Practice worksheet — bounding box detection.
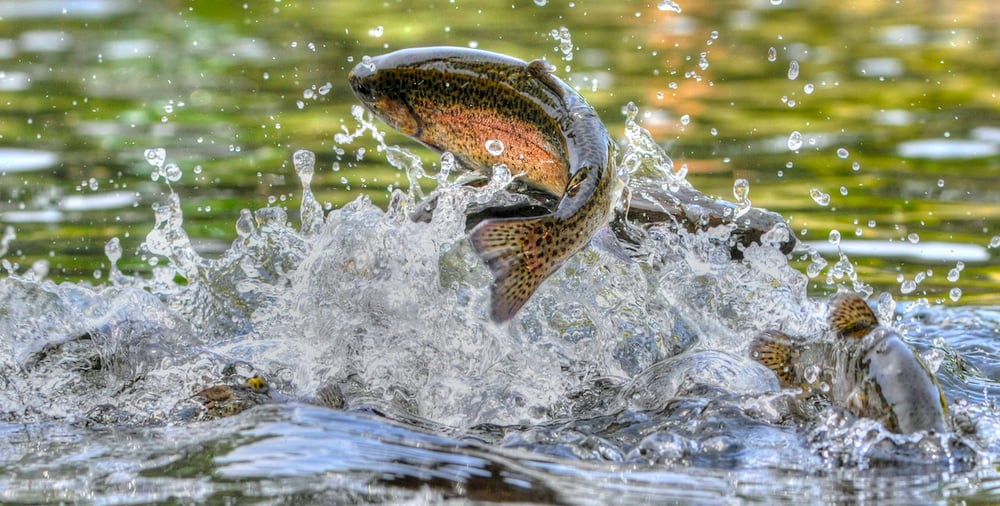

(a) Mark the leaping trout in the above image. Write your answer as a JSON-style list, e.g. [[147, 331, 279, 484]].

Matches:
[[349, 47, 622, 322]]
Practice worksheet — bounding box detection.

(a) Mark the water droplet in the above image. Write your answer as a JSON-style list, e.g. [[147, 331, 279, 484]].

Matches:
[[836, 148, 849, 159], [88, 177, 99, 191], [733, 178, 750, 203], [787, 60, 799, 80], [851, 161, 861, 172], [770, 0, 783, 4], [804, 83, 814, 94], [828, 230, 841, 245], [485, 139, 505, 156], [534, 0, 548, 5], [657, 0, 682, 13], [947, 267, 961, 283], [907, 233, 920, 244], [368, 26, 384, 38], [359, 55, 376, 73], [839, 186, 848, 196], [163, 163, 182, 182], [679, 114, 690, 126], [949, 287, 962, 302], [550, 26, 574, 61], [937, 179, 945, 188], [767, 47, 777, 62], [236, 208, 255, 238], [293, 149, 316, 185], [809, 188, 830, 206], [104, 237, 122, 264], [991, 236, 1000, 248], [144, 147, 166, 168], [787, 131, 803, 150], [900, 279, 917, 294], [710, 127, 718, 136]]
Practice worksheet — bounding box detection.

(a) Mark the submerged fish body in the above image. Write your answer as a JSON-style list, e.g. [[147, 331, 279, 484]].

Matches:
[[349, 47, 620, 321], [751, 293, 948, 434]]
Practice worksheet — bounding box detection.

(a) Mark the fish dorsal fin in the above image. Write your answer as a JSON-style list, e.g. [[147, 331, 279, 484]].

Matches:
[[828, 292, 879, 339], [750, 330, 801, 386]]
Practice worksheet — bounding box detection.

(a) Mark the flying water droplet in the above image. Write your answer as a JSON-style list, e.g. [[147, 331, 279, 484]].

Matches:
[[787, 60, 799, 80], [104, 237, 121, 264], [163, 163, 182, 182], [809, 188, 830, 206], [836, 148, 849, 159], [485, 139, 505, 156], [359, 55, 376, 74], [144, 147, 166, 169], [828, 230, 841, 245], [733, 178, 751, 217], [293, 149, 316, 185], [767, 47, 777, 62], [657, 0, 682, 13], [788, 131, 803, 150]]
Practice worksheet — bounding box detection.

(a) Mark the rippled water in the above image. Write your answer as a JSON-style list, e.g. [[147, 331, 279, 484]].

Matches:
[[1, 0, 999, 504], [3, 127, 1000, 503]]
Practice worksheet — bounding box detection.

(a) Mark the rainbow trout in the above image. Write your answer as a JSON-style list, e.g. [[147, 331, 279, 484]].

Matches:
[[349, 47, 621, 322], [751, 292, 948, 434]]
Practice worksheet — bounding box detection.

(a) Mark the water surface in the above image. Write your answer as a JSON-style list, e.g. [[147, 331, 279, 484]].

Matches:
[[1, 0, 999, 503]]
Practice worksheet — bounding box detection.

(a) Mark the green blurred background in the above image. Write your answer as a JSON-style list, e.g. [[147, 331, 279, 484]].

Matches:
[[0, 0, 997, 302]]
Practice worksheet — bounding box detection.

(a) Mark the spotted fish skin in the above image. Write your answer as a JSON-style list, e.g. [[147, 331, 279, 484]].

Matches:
[[750, 293, 948, 434], [349, 47, 620, 321]]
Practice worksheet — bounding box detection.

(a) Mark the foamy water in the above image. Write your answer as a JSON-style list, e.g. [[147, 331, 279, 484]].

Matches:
[[1, 114, 999, 503]]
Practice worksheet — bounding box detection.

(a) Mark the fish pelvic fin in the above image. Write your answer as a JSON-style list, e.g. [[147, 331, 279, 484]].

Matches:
[[828, 292, 879, 339], [469, 214, 573, 322], [750, 330, 801, 387]]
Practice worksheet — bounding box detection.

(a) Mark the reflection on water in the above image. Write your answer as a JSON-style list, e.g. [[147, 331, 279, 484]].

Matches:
[[0, 0, 998, 503]]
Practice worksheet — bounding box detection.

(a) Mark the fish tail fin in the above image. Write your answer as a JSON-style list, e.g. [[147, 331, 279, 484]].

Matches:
[[469, 214, 571, 322], [750, 330, 801, 386], [828, 292, 879, 339]]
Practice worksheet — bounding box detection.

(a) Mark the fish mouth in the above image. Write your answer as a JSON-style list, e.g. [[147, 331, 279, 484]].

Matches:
[[348, 66, 376, 105]]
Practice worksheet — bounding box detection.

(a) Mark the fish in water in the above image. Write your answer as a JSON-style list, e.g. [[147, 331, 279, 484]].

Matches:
[[348, 47, 797, 321], [750, 292, 948, 434], [349, 47, 622, 322]]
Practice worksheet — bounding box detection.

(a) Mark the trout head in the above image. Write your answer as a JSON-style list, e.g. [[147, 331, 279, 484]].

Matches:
[[348, 60, 421, 137]]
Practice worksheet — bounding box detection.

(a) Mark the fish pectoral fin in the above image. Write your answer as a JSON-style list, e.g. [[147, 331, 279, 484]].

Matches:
[[750, 330, 801, 387], [828, 292, 879, 339], [469, 214, 565, 322]]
